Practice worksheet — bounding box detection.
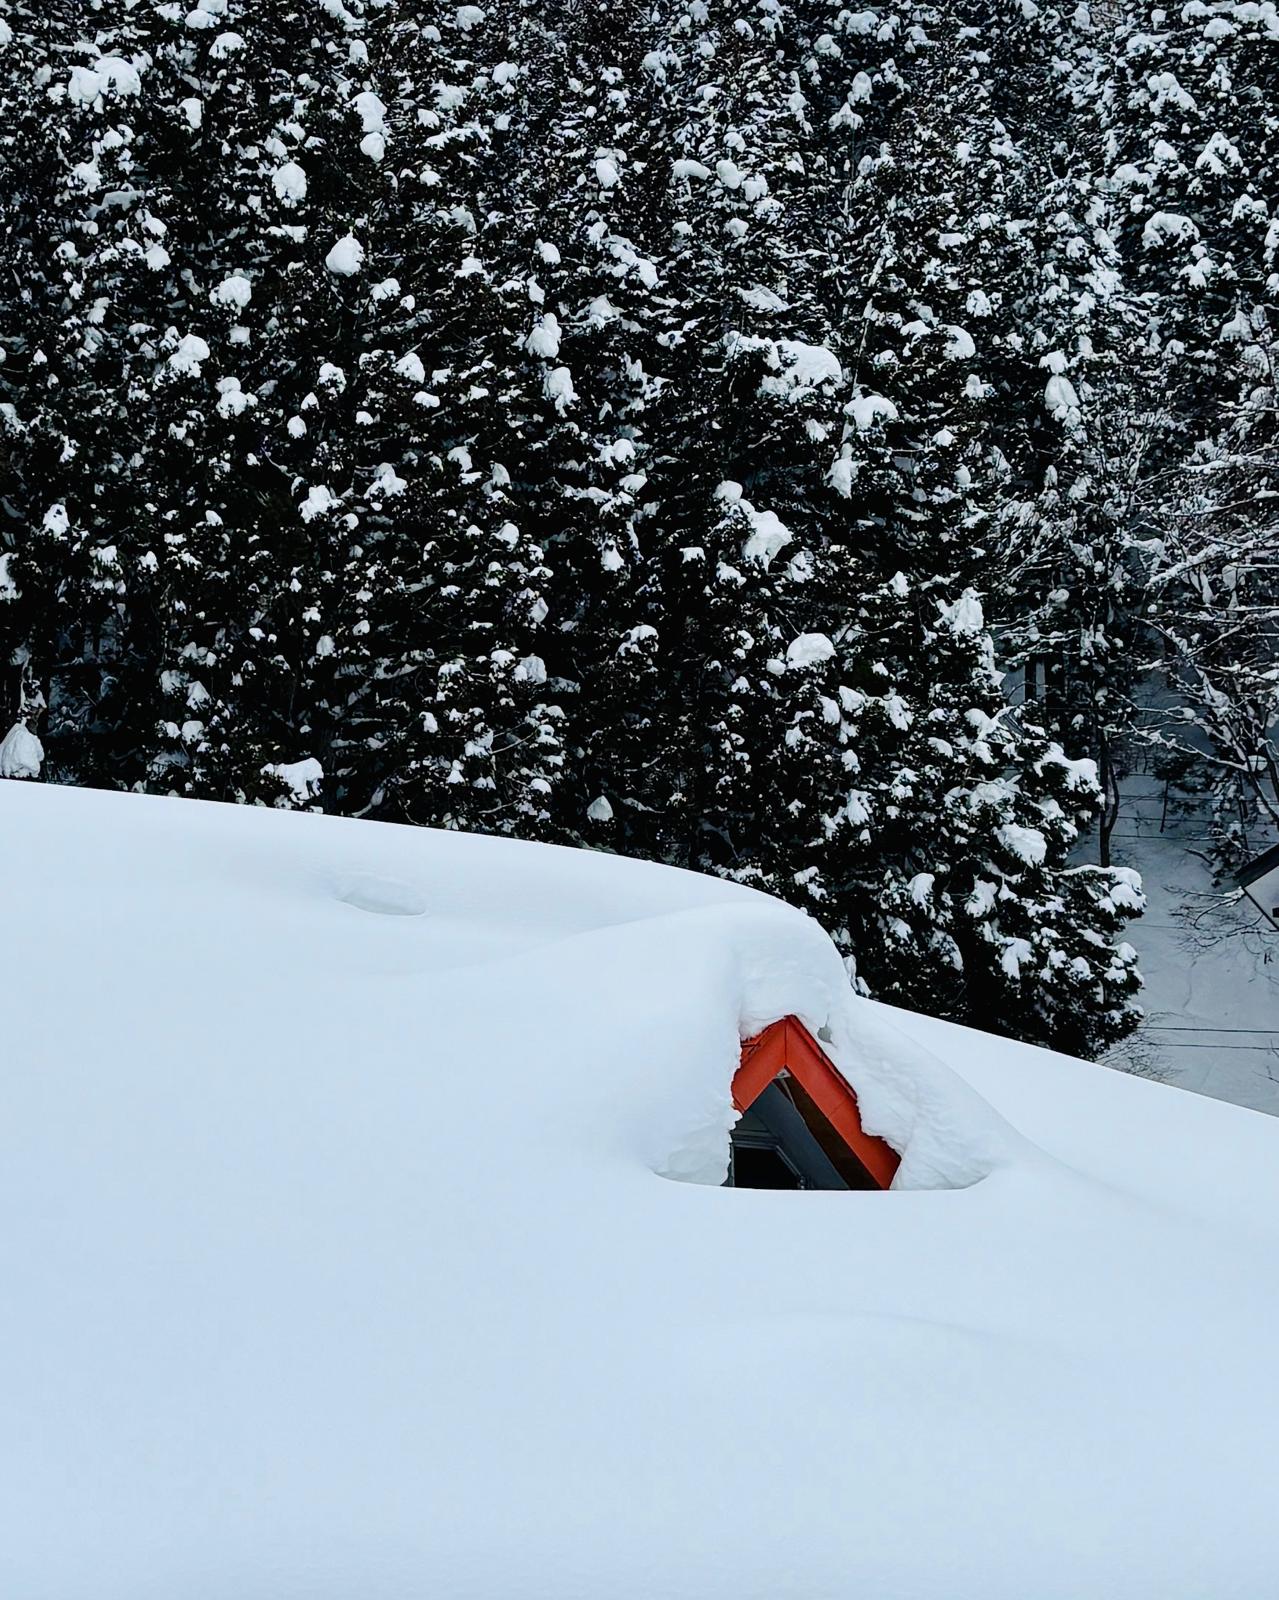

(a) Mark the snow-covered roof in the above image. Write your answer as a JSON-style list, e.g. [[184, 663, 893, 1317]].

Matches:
[[3, 783, 1278, 1597]]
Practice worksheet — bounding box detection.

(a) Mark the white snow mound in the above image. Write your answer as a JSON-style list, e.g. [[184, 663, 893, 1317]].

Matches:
[[2, 784, 1278, 1598]]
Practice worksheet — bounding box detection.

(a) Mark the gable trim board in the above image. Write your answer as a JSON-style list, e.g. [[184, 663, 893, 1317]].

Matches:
[[734, 1016, 901, 1190]]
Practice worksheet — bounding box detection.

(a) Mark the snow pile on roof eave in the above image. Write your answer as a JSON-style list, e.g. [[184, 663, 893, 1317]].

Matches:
[[652, 896, 1029, 1191], [825, 993, 1031, 1188]]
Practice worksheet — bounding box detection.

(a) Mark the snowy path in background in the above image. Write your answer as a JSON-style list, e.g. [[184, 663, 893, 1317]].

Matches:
[[1105, 774, 1279, 1114]]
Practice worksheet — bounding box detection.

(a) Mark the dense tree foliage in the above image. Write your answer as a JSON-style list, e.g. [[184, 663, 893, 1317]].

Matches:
[[31, 0, 1279, 1057]]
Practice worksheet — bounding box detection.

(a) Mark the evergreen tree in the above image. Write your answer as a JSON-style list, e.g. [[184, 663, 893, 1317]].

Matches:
[[764, 573, 1142, 1053], [0, 0, 1151, 1057], [572, 0, 1144, 1052], [1102, 0, 1279, 858], [982, 0, 1153, 866], [0, 2, 170, 785]]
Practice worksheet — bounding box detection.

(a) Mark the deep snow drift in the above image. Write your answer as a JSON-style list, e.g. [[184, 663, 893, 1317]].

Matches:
[[2, 783, 1278, 1599]]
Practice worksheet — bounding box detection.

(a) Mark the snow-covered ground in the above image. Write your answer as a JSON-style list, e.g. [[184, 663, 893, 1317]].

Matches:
[[1105, 773, 1279, 1114], [3, 782, 1279, 1598]]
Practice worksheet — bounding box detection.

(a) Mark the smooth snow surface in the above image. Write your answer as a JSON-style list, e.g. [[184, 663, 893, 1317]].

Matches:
[[3, 784, 1278, 1599]]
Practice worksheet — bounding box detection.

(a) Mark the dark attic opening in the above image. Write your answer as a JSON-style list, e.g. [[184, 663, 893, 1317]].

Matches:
[[728, 1077, 875, 1190], [725, 1017, 900, 1192]]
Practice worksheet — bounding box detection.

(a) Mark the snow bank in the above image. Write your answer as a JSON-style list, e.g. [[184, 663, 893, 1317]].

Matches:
[[1, 784, 1278, 1598]]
